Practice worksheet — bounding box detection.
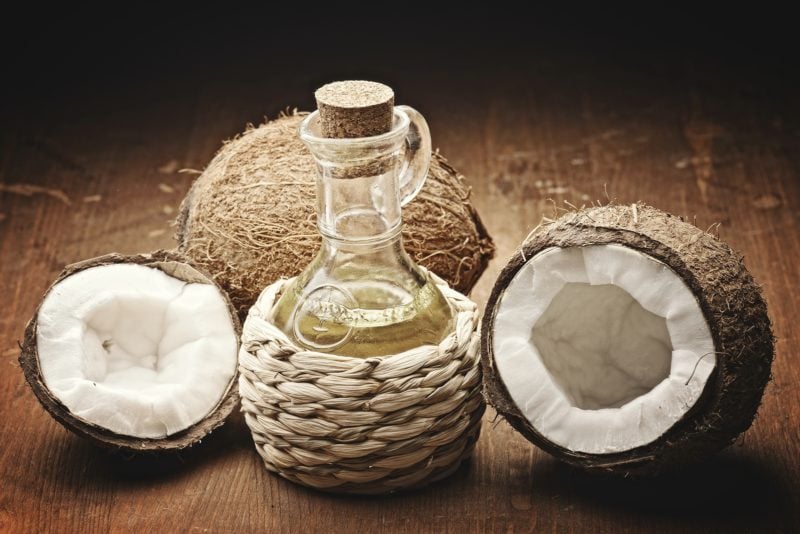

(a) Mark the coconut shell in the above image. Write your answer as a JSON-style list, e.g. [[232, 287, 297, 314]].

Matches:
[[175, 112, 495, 319], [481, 203, 774, 476], [19, 250, 241, 453]]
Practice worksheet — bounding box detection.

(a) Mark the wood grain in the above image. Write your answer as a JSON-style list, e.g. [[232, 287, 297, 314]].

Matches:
[[1, 18, 798, 533]]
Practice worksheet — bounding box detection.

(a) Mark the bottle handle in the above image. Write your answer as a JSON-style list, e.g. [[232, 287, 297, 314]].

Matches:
[[396, 105, 432, 206]]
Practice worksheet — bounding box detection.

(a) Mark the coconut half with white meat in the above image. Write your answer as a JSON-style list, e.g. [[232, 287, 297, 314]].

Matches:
[[482, 204, 774, 475], [19, 251, 240, 452]]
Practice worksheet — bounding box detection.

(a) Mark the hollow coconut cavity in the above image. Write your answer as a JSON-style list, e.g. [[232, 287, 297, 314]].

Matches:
[[482, 204, 774, 475], [19, 251, 241, 451], [175, 111, 495, 319]]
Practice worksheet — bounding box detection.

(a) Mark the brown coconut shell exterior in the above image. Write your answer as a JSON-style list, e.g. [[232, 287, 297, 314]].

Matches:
[[19, 250, 241, 453], [481, 203, 774, 476], [175, 112, 495, 320]]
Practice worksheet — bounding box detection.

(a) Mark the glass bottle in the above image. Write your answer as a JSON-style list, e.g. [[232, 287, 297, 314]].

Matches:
[[270, 105, 454, 357]]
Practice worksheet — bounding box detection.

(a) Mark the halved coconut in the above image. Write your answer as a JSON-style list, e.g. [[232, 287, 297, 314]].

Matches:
[[482, 204, 774, 475], [19, 251, 240, 452]]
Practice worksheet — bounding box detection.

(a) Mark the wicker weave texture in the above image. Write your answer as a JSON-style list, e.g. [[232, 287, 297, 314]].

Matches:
[[238, 273, 484, 494]]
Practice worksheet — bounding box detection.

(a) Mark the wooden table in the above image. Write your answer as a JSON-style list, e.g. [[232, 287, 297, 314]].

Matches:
[[2, 12, 798, 533]]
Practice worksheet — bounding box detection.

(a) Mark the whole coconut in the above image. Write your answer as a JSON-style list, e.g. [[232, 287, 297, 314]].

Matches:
[[176, 112, 495, 319]]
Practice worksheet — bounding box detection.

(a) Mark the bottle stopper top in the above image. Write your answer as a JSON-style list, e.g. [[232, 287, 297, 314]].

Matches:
[[315, 80, 395, 138]]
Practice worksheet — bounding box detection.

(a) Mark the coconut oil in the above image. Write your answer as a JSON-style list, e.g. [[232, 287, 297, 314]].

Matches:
[[271, 255, 453, 357]]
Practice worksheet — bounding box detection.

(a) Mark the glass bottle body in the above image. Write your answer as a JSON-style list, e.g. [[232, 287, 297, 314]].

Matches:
[[270, 107, 453, 357]]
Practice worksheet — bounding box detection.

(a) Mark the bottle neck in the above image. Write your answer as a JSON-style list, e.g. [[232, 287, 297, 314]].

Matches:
[[318, 223, 404, 256], [315, 167, 403, 242], [311, 224, 424, 294], [308, 172, 423, 292]]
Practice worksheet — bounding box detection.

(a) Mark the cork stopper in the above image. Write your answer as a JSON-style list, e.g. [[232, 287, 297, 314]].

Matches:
[[315, 81, 395, 138]]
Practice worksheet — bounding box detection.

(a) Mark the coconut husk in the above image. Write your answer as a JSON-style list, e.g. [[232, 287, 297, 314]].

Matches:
[[175, 112, 495, 319], [19, 250, 241, 453], [481, 203, 774, 476]]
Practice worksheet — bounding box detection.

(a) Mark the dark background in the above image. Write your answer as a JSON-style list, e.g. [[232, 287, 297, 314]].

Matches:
[[2, 6, 798, 123], [2, 6, 798, 533]]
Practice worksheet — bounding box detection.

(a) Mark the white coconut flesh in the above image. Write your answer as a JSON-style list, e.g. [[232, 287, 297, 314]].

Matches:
[[492, 244, 716, 454], [35, 264, 238, 439]]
